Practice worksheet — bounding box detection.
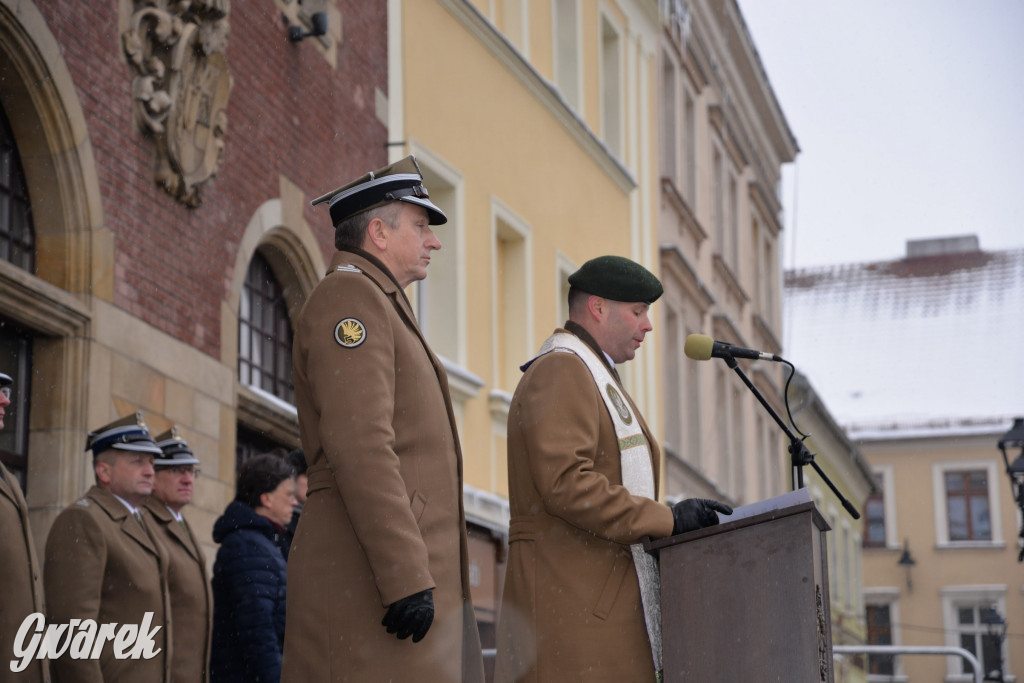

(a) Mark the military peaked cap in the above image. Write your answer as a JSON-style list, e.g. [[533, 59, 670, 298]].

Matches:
[[86, 411, 162, 457], [311, 155, 447, 226], [153, 426, 201, 467]]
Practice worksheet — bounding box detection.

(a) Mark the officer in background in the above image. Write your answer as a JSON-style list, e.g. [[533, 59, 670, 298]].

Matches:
[[45, 412, 171, 682], [282, 156, 484, 682], [144, 426, 212, 682], [0, 372, 49, 682]]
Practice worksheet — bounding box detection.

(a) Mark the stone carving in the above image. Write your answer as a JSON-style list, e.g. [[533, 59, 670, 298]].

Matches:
[[123, 1, 233, 207]]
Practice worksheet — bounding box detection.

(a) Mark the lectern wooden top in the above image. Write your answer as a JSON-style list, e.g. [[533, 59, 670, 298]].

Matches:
[[644, 488, 830, 553]]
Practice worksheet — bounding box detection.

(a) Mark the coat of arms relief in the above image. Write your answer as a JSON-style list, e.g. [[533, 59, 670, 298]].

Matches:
[[123, 0, 233, 208]]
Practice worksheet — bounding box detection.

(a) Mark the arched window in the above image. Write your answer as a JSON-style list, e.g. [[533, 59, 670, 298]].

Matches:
[[0, 104, 35, 272], [238, 251, 295, 404]]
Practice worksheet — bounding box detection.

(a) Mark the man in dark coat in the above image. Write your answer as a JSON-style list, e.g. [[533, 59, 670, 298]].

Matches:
[[211, 453, 296, 683], [0, 372, 49, 682], [282, 156, 484, 682]]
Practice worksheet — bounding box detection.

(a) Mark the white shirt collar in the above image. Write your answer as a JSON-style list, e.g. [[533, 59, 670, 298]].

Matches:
[[165, 504, 184, 523], [112, 493, 139, 516]]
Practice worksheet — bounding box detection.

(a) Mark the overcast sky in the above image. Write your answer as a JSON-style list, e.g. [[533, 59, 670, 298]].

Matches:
[[736, 0, 1024, 270]]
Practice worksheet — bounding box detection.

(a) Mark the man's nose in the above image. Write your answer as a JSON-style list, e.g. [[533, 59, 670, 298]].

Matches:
[[425, 227, 442, 250]]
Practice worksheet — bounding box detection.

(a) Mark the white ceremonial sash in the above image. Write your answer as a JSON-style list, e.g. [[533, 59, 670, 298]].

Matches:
[[535, 332, 663, 675]]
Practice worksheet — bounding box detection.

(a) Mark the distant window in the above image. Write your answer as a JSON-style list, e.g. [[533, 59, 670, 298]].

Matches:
[[238, 252, 294, 404], [957, 604, 1003, 677], [553, 0, 581, 110], [945, 470, 991, 541], [599, 15, 623, 158], [863, 472, 886, 547], [235, 424, 289, 474], [866, 604, 895, 676], [0, 105, 35, 272]]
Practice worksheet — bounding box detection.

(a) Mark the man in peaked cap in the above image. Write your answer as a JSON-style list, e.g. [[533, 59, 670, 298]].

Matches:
[[0, 372, 50, 682], [495, 256, 732, 682], [282, 156, 485, 682], [44, 412, 172, 682], [143, 427, 212, 682]]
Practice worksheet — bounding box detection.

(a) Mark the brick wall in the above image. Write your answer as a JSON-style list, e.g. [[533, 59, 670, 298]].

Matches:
[[37, 0, 388, 358]]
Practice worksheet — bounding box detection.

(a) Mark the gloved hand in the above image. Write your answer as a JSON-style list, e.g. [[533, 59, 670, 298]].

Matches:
[[381, 588, 434, 643], [671, 498, 733, 535]]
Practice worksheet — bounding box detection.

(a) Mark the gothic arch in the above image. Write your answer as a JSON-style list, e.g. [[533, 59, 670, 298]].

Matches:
[[0, 0, 101, 532]]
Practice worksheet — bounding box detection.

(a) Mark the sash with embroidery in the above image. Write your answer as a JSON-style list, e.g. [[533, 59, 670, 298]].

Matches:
[[533, 332, 663, 675]]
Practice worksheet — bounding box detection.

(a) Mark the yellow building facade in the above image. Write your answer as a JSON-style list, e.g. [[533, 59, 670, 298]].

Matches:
[[389, 0, 663, 646]]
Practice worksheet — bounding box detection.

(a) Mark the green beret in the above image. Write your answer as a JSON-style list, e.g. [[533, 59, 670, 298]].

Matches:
[[568, 255, 663, 304]]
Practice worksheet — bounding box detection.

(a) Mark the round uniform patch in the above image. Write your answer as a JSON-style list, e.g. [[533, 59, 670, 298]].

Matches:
[[334, 318, 367, 348], [605, 383, 633, 425]]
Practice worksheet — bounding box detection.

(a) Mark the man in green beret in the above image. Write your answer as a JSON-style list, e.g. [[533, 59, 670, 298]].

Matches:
[[494, 255, 732, 683]]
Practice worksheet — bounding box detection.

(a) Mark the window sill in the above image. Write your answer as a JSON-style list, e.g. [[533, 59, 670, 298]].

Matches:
[[936, 540, 1005, 551]]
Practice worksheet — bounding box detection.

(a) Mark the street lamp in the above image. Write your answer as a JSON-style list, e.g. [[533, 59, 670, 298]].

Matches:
[[897, 538, 915, 592], [980, 608, 1006, 682], [997, 417, 1024, 562]]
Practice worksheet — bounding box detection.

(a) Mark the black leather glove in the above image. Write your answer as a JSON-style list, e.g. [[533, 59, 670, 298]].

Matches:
[[672, 498, 733, 535], [381, 588, 434, 643]]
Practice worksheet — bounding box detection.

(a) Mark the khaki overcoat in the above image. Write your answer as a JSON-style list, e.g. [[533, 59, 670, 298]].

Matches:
[[282, 249, 484, 682], [44, 485, 171, 683], [495, 324, 675, 683], [0, 463, 49, 682], [143, 497, 212, 682]]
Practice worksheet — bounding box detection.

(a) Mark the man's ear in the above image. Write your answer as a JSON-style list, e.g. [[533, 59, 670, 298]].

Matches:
[[95, 460, 113, 486], [258, 490, 272, 511], [365, 217, 390, 252], [586, 294, 606, 322]]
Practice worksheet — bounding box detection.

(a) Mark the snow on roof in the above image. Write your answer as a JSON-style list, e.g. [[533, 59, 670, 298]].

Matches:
[[783, 245, 1024, 439]]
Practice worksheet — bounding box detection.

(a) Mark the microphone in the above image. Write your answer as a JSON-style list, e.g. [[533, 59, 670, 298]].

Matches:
[[684, 334, 783, 362]]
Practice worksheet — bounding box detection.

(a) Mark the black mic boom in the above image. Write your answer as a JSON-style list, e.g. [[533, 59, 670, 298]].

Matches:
[[683, 334, 783, 362]]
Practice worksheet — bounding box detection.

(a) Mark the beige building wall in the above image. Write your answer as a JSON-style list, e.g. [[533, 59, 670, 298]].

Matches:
[[861, 428, 1021, 681], [391, 0, 662, 653], [391, 0, 661, 500], [655, 0, 797, 506]]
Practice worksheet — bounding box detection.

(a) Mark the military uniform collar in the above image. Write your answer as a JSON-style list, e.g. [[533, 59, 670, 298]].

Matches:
[[87, 485, 137, 521], [564, 321, 617, 375]]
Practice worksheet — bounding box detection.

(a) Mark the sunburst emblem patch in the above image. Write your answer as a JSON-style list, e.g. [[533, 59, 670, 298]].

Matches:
[[605, 383, 633, 425], [334, 318, 366, 348]]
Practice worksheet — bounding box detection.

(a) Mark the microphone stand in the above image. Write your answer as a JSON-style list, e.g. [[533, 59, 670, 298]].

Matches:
[[719, 352, 860, 520]]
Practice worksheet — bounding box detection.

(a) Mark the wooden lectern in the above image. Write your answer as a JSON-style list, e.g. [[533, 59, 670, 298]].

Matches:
[[646, 489, 834, 682]]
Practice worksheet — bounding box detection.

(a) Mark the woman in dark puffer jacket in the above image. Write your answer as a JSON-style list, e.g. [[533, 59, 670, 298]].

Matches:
[[211, 453, 297, 683]]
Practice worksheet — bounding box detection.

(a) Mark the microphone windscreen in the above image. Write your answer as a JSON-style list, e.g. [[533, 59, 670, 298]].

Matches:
[[684, 334, 714, 361]]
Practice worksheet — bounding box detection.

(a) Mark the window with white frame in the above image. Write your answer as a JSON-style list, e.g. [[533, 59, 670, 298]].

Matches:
[[502, 0, 529, 57], [413, 155, 463, 366], [864, 595, 898, 678], [553, 0, 582, 112], [660, 54, 677, 183], [492, 201, 531, 392], [941, 587, 1007, 681], [933, 461, 1002, 546], [683, 90, 696, 204], [864, 471, 887, 548], [599, 14, 623, 159]]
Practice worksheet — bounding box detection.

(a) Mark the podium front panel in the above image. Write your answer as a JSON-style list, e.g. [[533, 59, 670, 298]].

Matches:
[[658, 503, 833, 682]]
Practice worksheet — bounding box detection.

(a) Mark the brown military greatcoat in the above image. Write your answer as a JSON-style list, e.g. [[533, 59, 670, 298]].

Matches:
[[143, 497, 212, 682], [495, 325, 675, 683], [0, 463, 49, 682], [44, 485, 171, 683], [282, 249, 484, 682]]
